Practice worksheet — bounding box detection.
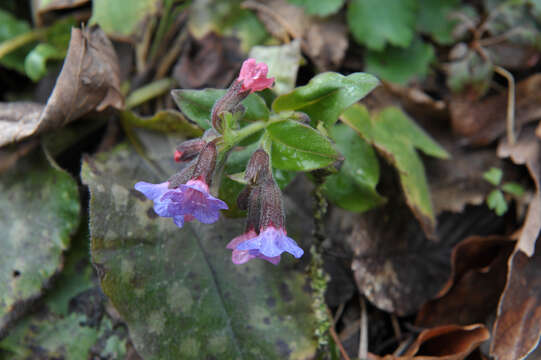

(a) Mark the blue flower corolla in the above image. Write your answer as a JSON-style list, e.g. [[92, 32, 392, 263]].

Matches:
[[134, 178, 228, 228], [226, 230, 281, 265], [235, 226, 304, 259]]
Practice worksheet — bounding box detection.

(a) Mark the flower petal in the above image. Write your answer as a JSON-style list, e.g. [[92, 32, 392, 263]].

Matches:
[[134, 181, 169, 200]]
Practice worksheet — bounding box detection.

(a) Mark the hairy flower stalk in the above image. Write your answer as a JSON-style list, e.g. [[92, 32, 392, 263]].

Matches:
[[134, 142, 228, 228], [227, 149, 303, 265]]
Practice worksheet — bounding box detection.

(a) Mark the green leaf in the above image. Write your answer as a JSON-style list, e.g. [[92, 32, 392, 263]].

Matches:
[[0, 9, 33, 73], [24, 43, 64, 81], [502, 182, 525, 197], [487, 189, 508, 216], [0, 148, 80, 331], [323, 124, 385, 212], [188, 0, 269, 52], [90, 0, 160, 39], [272, 72, 379, 128], [266, 119, 340, 171], [347, 0, 417, 50], [287, 0, 344, 16], [0, 224, 128, 359], [249, 40, 302, 95], [417, 0, 461, 44], [365, 38, 435, 84], [483, 167, 503, 186], [341, 105, 449, 231], [80, 133, 317, 359], [171, 89, 270, 129], [120, 109, 204, 137]]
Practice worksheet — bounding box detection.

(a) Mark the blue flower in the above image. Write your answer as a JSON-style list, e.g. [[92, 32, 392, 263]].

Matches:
[[226, 229, 281, 265], [134, 178, 228, 228], [236, 226, 304, 259]]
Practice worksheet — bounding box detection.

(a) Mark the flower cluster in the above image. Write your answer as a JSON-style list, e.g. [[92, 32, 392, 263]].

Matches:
[[134, 58, 303, 266]]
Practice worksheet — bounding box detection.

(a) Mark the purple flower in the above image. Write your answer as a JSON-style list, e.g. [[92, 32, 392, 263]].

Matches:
[[236, 226, 304, 259], [134, 177, 228, 228], [226, 229, 281, 265]]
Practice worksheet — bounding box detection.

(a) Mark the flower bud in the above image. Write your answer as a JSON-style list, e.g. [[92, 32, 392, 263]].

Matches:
[[174, 138, 206, 162]]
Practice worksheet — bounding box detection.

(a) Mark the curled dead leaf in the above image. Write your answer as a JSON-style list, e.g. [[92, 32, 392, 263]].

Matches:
[[416, 236, 514, 327], [369, 324, 490, 360], [490, 239, 541, 360], [0, 26, 123, 148]]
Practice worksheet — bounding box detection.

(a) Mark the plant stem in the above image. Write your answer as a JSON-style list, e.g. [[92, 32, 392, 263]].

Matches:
[[125, 78, 174, 109], [0, 29, 45, 60], [224, 121, 267, 147]]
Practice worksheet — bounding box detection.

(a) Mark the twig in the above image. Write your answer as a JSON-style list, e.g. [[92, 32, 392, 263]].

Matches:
[[334, 303, 345, 325], [493, 65, 516, 145], [153, 29, 188, 80], [327, 307, 351, 360], [359, 297, 368, 360], [392, 334, 414, 357], [390, 314, 402, 341]]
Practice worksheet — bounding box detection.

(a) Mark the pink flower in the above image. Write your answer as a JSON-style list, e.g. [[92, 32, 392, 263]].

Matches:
[[235, 225, 303, 259], [226, 229, 281, 265], [237, 58, 274, 93]]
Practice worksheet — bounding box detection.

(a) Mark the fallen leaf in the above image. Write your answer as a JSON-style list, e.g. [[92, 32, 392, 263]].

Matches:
[[173, 33, 242, 90], [0, 147, 80, 336], [490, 239, 541, 360], [449, 74, 541, 146], [334, 185, 505, 315], [416, 236, 514, 327], [81, 129, 318, 359], [498, 127, 541, 256], [120, 110, 203, 137], [370, 324, 489, 360], [0, 26, 124, 148], [245, 0, 349, 70]]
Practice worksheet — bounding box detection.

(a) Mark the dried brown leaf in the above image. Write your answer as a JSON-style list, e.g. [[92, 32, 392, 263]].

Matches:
[[32, 0, 90, 26], [449, 74, 541, 146], [173, 33, 242, 89], [335, 185, 504, 315], [0, 26, 123, 148], [245, 0, 348, 70], [490, 239, 541, 360], [416, 236, 514, 327], [498, 128, 541, 256], [370, 324, 490, 360]]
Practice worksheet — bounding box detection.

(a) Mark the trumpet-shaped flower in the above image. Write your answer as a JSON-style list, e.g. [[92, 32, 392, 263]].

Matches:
[[134, 178, 228, 228], [226, 229, 281, 265], [236, 226, 304, 259]]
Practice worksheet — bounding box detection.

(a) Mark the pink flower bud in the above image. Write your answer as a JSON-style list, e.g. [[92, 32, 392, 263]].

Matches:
[[237, 58, 274, 93]]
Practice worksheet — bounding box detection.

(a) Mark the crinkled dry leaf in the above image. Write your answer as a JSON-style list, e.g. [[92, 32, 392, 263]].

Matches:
[[449, 74, 541, 146], [245, 0, 348, 70], [335, 189, 504, 315], [0, 26, 123, 148], [416, 236, 514, 327], [173, 33, 242, 90], [490, 240, 541, 360], [370, 324, 489, 360], [498, 128, 541, 256]]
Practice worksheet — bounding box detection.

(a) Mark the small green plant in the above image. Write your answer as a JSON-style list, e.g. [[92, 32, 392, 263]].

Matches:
[[483, 167, 525, 216]]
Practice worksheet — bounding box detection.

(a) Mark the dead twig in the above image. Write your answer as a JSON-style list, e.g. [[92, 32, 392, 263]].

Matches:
[[359, 297, 368, 360], [493, 65, 516, 145], [326, 307, 351, 360]]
